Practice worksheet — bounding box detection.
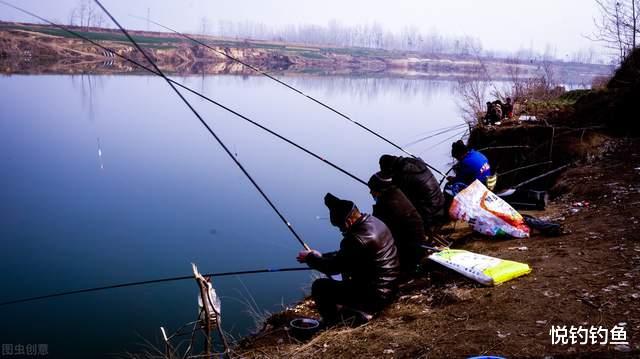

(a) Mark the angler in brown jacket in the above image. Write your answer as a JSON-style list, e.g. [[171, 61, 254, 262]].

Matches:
[[297, 193, 400, 325]]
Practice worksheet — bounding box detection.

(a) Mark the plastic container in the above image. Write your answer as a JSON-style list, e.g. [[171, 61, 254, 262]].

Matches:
[[289, 317, 320, 341]]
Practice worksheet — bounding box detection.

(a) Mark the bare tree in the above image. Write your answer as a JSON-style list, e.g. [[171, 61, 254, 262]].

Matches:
[[68, 0, 105, 29], [457, 79, 489, 125], [590, 0, 640, 62]]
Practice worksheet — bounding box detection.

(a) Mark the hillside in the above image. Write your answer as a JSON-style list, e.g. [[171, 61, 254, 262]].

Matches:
[[0, 21, 612, 81]]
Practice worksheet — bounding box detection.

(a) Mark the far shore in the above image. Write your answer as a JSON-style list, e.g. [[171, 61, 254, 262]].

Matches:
[[1, 21, 612, 83]]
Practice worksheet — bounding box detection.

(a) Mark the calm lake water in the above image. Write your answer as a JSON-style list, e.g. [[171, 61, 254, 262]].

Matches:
[[0, 73, 467, 357]]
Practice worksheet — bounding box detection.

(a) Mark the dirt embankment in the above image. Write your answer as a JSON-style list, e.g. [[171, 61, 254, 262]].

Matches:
[[233, 50, 640, 358], [235, 137, 640, 358], [0, 25, 292, 75], [0, 22, 612, 81]]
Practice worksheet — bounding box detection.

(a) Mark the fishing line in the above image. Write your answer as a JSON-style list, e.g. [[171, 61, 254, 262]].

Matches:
[[132, 15, 445, 176], [403, 123, 468, 148], [0, 1, 366, 186], [0, 267, 311, 307], [419, 128, 469, 155], [407, 122, 467, 141], [93, 0, 311, 250]]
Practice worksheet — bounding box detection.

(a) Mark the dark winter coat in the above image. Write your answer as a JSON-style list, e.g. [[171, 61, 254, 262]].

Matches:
[[306, 214, 400, 301], [389, 157, 446, 230], [372, 186, 426, 272]]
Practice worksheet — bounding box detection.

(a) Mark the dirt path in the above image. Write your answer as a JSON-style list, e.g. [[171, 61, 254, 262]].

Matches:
[[238, 138, 640, 358]]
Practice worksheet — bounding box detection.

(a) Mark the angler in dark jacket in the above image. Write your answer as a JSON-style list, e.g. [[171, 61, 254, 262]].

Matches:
[[368, 172, 427, 273], [379, 155, 446, 232], [297, 193, 400, 325]]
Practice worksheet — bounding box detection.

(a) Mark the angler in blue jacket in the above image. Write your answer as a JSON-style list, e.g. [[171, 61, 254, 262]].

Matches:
[[445, 140, 492, 196]]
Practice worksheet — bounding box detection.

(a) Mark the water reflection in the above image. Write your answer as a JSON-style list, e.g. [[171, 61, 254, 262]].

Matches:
[[71, 74, 105, 122], [285, 75, 457, 102], [0, 73, 507, 358]]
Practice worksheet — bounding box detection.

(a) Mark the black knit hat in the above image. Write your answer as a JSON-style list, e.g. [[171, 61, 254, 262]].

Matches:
[[379, 154, 398, 174], [451, 140, 467, 158], [367, 172, 393, 192], [324, 193, 356, 228]]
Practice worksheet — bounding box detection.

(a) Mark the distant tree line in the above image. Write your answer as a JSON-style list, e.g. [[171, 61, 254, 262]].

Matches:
[[60, 1, 604, 64], [203, 18, 604, 64], [208, 19, 484, 56]]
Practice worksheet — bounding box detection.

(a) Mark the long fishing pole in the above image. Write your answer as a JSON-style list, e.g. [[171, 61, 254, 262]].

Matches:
[[93, 0, 310, 251], [419, 128, 469, 156], [477, 145, 530, 152], [0, 1, 367, 187], [498, 161, 552, 177], [404, 123, 467, 148], [411, 122, 468, 139], [0, 267, 311, 307], [512, 164, 570, 189], [133, 15, 446, 176]]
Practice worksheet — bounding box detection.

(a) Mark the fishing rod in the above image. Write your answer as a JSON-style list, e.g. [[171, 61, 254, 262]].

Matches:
[[511, 164, 570, 189], [411, 122, 468, 139], [0, 1, 367, 187], [132, 15, 446, 176], [419, 128, 469, 156], [93, 0, 311, 251], [432, 129, 471, 186], [0, 267, 311, 307], [498, 161, 552, 177], [438, 166, 455, 186], [403, 123, 468, 148], [477, 145, 530, 152]]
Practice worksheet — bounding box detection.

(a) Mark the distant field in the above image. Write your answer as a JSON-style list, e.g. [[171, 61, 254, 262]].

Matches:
[[0, 22, 393, 58], [2, 23, 184, 44]]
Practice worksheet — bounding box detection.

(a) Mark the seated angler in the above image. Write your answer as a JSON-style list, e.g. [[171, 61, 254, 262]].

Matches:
[[445, 140, 493, 197], [297, 193, 400, 326], [502, 97, 514, 119], [368, 172, 427, 273], [378, 154, 446, 234]]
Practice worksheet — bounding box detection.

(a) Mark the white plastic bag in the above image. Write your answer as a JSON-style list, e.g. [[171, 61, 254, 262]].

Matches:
[[449, 180, 530, 238]]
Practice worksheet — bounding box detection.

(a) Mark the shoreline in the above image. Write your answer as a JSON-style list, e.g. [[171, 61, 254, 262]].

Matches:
[[1, 21, 612, 82], [235, 129, 640, 358]]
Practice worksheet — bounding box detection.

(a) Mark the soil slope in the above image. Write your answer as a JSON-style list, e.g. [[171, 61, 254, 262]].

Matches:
[[237, 138, 640, 358]]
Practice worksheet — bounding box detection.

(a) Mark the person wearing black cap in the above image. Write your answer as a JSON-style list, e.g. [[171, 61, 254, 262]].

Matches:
[[296, 193, 400, 326], [368, 172, 427, 273], [378, 154, 446, 233]]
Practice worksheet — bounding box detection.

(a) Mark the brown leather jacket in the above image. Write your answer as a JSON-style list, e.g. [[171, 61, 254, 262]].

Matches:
[[306, 214, 400, 301]]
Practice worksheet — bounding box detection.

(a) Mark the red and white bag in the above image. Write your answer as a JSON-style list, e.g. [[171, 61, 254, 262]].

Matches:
[[449, 180, 530, 238]]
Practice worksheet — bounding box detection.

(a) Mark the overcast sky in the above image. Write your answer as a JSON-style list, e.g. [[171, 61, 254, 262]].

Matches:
[[1, 0, 606, 58]]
